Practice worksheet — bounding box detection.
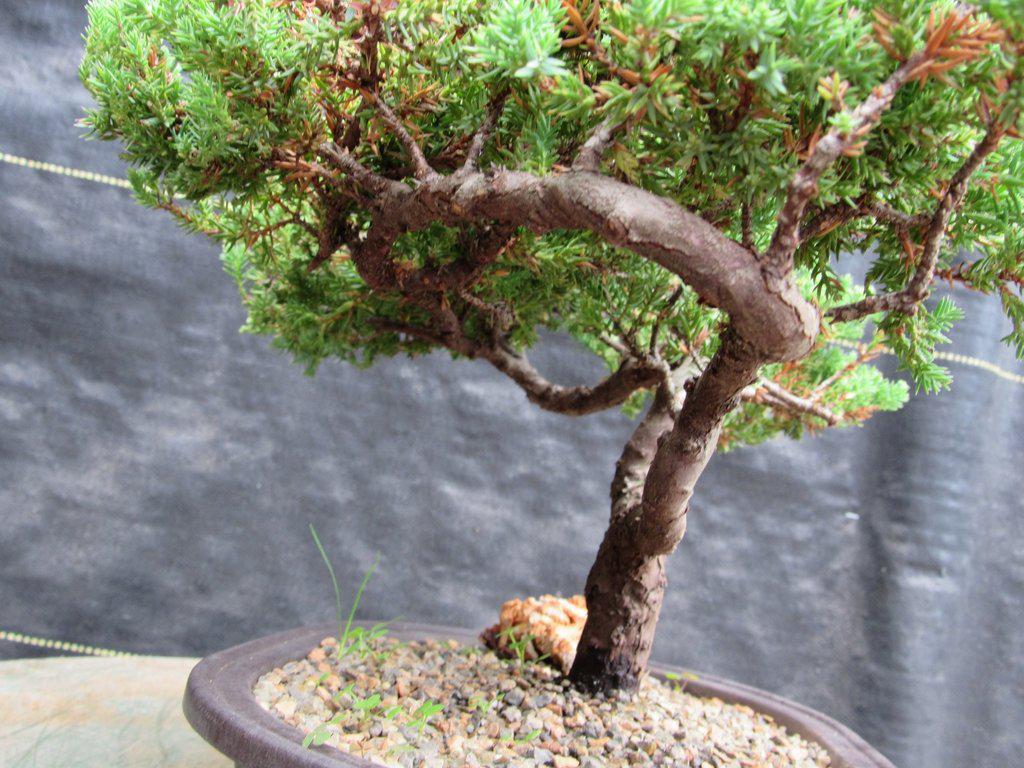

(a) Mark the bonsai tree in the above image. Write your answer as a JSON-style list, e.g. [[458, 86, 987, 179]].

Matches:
[[81, 0, 1023, 693]]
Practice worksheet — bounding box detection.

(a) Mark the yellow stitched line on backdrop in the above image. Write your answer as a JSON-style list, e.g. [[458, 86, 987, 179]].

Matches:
[[934, 350, 1024, 384], [1, 150, 133, 189], [3, 147, 1023, 386], [0, 628, 136, 657], [831, 339, 1024, 385]]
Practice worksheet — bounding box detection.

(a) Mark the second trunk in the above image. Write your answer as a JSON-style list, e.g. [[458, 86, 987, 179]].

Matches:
[[569, 521, 667, 692]]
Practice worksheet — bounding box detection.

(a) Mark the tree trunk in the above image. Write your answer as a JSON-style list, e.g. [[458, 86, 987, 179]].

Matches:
[[569, 384, 677, 692], [570, 525, 668, 692], [332, 171, 814, 691], [570, 341, 762, 692]]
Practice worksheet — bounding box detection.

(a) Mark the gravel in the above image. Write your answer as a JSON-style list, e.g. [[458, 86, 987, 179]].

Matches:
[[254, 635, 831, 768]]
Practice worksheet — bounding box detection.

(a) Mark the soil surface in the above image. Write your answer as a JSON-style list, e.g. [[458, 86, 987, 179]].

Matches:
[[254, 635, 830, 768]]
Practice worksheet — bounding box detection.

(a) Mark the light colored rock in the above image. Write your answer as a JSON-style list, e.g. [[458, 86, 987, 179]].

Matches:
[[482, 594, 588, 674], [273, 696, 297, 717]]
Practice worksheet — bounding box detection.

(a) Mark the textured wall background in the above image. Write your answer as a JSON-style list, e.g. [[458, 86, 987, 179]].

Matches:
[[2, 3, 1023, 767]]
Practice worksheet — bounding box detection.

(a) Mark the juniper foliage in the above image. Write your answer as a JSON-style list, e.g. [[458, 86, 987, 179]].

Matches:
[[79, 0, 1023, 446]]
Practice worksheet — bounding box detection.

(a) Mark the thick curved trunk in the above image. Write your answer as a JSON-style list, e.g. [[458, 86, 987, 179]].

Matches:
[[345, 167, 818, 364]]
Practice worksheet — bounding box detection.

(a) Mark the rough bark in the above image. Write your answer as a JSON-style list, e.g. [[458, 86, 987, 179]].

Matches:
[[569, 340, 763, 690], [334, 167, 819, 361], [568, 121, 1003, 691], [570, 542, 668, 692], [482, 347, 664, 416], [569, 386, 678, 691]]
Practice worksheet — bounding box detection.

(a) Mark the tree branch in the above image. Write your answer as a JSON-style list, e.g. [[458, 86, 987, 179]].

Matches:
[[368, 283, 663, 416], [865, 201, 932, 230], [741, 201, 755, 252], [293, 158, 822, 564], [319, 142, 403, 197], [936, 262, 1024, 291], [799, 196, 933, 244], [631, 331, 762, 557], [799, 198, 866, 243], [482, 346, 665, 416], [828, 124, 1005, 323], [573, 118, 624, 172], [764, 51, 932, 269], [368, 94, 436, 181], [302, 160, 819, 528], [742, 378, 840, 426], [609, 384, 680, 521], [336, 167, 816, 362], [462, 90, 509, 172]]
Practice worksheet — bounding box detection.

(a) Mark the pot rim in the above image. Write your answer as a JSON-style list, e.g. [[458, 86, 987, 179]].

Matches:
[[183, 622, 896, 768]]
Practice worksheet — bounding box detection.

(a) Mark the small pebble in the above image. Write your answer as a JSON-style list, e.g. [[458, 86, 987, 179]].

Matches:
[[533, 747, 554, 765], [503, 688, 525, 707]]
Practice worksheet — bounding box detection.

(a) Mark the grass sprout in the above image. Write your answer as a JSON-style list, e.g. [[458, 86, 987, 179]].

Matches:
[[308, 522, 381, 661]]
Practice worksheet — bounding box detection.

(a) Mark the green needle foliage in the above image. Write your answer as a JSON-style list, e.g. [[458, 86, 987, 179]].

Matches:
[[80, 0, 1024, 452]]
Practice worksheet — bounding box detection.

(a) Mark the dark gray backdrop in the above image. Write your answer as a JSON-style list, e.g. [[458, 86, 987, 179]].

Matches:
[[1, 4, 1022, 767]]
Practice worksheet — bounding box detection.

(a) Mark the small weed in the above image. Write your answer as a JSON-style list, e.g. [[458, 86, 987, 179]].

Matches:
[[333, 682, 356, 704], [663, 670, 699, 692], [408, 699, 445, 734], [302, 718, 338, 749], [499, 626, 549, 667], [301, 536, 456, 752], [351, 692, 382, 718], [469, 691, 503, 714], [308, 523, 383, 661], [301, 728, 328, 748], [309, 523, 345, 653], [339, 620, 392, 662], [338, 553, 380, 656]]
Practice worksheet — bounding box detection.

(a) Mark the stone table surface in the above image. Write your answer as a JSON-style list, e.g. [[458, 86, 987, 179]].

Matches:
[[0, 656, 233, 768]]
